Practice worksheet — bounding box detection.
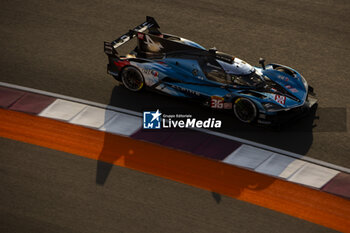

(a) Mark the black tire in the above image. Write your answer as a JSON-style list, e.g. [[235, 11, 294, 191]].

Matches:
[[121, 66, 144, 91], [233, 98, 257, 123], [112, 75, 121, 81]]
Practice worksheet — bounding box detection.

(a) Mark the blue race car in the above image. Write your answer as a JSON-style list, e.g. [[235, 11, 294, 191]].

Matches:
[[104, 17, 317, 125]]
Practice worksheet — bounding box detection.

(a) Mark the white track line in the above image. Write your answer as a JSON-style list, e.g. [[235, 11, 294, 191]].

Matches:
[[1, 81, 349, 174]]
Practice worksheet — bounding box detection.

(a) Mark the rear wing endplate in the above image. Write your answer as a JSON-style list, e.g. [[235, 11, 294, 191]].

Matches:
[[104, 16, 160, 56]]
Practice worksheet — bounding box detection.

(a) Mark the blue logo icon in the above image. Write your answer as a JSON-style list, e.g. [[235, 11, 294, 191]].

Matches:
[[143, 109, 162, 129]]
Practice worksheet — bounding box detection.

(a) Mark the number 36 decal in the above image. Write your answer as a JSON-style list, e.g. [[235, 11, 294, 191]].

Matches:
[[211, 96, 224, 109]]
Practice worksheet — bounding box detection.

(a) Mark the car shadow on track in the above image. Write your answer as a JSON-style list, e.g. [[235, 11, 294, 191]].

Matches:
[[95, 125, 276, 205], [95, 85, 347, 203], [95, 85, 285, 202], [95, 85, 319, 187], [106, 85, 322, 154], [95, 85, 347, 201]]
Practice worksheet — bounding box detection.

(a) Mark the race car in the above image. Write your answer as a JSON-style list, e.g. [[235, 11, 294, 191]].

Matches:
[[104, 16, 317, 125]]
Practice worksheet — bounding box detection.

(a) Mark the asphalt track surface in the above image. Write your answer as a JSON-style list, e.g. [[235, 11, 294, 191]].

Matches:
[[1, 0, 350, 167], [0, 137, 338, 233], [0, 0, 349, 232]]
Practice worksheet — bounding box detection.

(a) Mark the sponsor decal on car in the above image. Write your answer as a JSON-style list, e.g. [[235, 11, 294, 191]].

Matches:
[[157, 61, 170, 67], [137, 33, 144, 40], [142, 69, 158, 77], [223, 102, 233, 109], [113, 60, 130, 70], [277, 75, 289, 82], [211, 96, 224, 109], [285, 84, 299, 93], [170, 85, 201, 97], [274, 94, 286, 105], [151, 70, 158, 77], [144, 34, 163, 52], [210, 96, 232, 109]]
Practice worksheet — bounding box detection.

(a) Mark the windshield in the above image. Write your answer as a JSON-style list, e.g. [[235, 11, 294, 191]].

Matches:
[[230, 72, 264, 87], [216, 58, 264, 87], [217, 58, 254, 75]]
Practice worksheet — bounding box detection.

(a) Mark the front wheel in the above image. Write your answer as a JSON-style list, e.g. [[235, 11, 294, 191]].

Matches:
[[121, 66, 145, 91], [233, 98, 257, 123]]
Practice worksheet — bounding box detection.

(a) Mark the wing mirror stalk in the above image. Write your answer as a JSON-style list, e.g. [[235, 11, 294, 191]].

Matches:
[[259, 58, 266, 70]]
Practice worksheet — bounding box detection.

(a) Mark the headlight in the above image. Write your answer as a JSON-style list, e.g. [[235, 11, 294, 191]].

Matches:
[[262, 102, 283, 111]]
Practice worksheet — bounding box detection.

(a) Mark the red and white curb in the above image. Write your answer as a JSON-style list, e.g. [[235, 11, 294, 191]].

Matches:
[[0, 81, 349, 198]]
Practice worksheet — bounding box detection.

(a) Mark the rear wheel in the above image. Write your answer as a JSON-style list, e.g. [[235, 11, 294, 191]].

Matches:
[[233, 98, 257, 123], [121, 66, 144, 91]]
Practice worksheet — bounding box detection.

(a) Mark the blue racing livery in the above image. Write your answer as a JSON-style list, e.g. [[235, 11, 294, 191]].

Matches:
[[104, 17, 317, 125]]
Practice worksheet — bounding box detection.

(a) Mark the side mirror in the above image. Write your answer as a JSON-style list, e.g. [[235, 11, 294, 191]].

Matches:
[[259, 57, 266, 70], [209, 47, 217, 55]]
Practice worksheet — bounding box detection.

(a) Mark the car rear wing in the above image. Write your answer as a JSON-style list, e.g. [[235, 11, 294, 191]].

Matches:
[[104, 16, 160, 56]]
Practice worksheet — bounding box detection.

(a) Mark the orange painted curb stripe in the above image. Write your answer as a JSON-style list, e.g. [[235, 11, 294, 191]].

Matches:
[[0, 108, 349, 232]]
